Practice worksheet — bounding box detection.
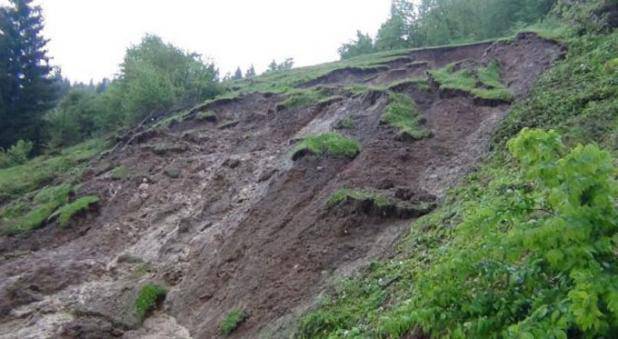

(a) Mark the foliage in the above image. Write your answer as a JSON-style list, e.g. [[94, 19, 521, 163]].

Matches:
[[219, 309, 248, 336], [339, 0, 556, 58], [382, 92, 431, 140], [292, 133, 361, 160], [430, 60, 513, 102], [46, 89, 102, 147], [326, 188, 391, 208], [0, 139, 33, 168], [134, 283, 167, 322], [0, 0, 59, 149], [55, 195, 99, 227], [266, 58, 295, 73], [110, 165, 130, 180], [338, 31, 375, 60]]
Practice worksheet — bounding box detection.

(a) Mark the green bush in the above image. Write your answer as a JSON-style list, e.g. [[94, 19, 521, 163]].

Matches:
[[46, 90, 101, 148], [0, 140, 33, 169], [292, 133, 361, 159], [219, 309, 248, 336], [135, 283, 167, 322]]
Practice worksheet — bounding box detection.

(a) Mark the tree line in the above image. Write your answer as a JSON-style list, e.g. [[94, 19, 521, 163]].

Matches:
[[339, 0, 557, 59]]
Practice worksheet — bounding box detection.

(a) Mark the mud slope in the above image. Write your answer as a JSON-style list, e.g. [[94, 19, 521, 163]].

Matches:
[[0, 33, 563, 338]]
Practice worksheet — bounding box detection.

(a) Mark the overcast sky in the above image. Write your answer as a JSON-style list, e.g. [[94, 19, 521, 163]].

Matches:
[[5, 0, 391, 83]]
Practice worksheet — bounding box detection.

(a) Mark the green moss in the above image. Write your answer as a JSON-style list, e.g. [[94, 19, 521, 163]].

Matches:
[[195, 110, 217, 121], [135, 283, 167, 322], [55, 195, 99, 227], [382, 92, 431, 140], [110, 165, 129, 180], [430, 60, 513, 102], [219, 309, 248, 336], [327, 189, 391, 208], [292, 133, 360, 160]]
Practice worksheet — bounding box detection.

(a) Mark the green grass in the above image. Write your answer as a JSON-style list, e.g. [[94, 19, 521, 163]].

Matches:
[[382, 92, 431, 140], [292, 133, 361, 160], [0, 139, 104, 203], [110, 165, 129, 180], [335, 117, 355, 130], [430, 60, 513, 102], [135, 283, 167, 323], [326, 188, 391, 208], [296, 25, 618, 339], [219, 308, 248, 336], [55, 195, 99, 227], [195, 110, 216, 121], [277, 87, 333, 110]]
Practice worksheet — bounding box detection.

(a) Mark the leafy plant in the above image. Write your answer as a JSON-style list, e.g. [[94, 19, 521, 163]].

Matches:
[[134, 283, 167, 322], [219, 308, 248, 336], [0, 140, 33, 169], [292, 133, 361, 160]]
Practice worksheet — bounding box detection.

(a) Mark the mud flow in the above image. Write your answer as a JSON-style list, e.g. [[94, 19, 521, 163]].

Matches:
[[0, 33, 564, 338]]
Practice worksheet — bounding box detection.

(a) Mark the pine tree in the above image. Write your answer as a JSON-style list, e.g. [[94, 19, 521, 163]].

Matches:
[[0, 0, 56, 149], [232, 67, 243, 80], [245, 65, 256, 78]]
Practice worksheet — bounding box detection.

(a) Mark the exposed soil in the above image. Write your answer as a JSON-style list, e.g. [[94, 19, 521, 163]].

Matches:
[[0, 32, 564, 339]]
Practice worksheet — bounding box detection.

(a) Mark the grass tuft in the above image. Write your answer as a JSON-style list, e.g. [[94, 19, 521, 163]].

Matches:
[[430, 60, 513, 102], [135, 283, 167, 323], [110, 165, 129, 180], [382, 92, 431, 140], [292, 133, 360, 160], [277, 88, 332, 110], [55, 195, 99, 227], [219, 308, 248, 336], [327, 188, 391, 208]]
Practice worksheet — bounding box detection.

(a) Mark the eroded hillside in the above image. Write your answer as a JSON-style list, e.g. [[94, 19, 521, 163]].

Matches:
[[0, 32, 563, 338]]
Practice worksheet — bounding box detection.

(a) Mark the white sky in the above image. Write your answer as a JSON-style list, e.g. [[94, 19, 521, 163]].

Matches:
[[5, 0, 391, 83]]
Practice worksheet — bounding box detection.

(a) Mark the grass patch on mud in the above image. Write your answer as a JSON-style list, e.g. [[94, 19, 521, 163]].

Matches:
[[277, 87, 334, 110], [292, 133, 360, 160], [327, 188, 391, 208], [55, 195, 99, 227], [295, 27, 618, 339], [382, 92, 431, 141], [219, 308, 248, 336], [430, 60, 513, 102], [135, 283, 167, 323]]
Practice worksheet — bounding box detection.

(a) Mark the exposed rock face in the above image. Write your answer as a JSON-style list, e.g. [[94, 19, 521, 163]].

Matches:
[[0, 33, 564, 338]]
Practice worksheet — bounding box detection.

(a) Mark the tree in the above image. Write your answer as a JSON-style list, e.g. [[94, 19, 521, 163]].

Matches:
[[0, 0, 57, 149], [338, 30, 375, 59], [375, 2, 409, 51], [245, 65, 256, 78], [232, 67, 243, 80], [266, 58, 294, 73]]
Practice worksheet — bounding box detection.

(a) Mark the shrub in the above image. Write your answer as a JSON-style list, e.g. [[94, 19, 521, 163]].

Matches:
[[135, 283, 167, 322], [219, 309, 248, 336], [292, 133, 361, 160], [0, 140, 33, 169]]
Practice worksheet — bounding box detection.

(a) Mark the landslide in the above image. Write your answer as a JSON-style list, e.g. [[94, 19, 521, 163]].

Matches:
[[0, 32, 563, 338]]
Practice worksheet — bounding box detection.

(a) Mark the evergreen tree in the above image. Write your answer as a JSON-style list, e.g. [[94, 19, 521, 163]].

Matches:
[[267, 60, 279, 73], [0, 0, 56, 149], [375, 2, 409, 51], [245, 65, 256, 78], [231, 67, 243, 80]]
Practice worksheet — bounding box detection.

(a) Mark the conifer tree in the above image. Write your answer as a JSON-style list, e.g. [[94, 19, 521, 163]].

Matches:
[[245, 65, 256, 78], [232, 67, 243, 80], [0, 0, 56, 149]]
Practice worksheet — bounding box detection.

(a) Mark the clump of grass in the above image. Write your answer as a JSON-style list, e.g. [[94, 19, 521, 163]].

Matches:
[[292, 133, 361, 160], [335, 117, 355, 130], [110, 165, 129, 180], [1, 184, 74, 235], [135, 283, 167, 322], [219, 308, 248, 336], [277, 88, 332, 110], [195, 110, 217, 121], [55, 195, 99, 227], [430, 60, 513, 102], [382, 92, 431, 140], [327, 188, 391, 208]]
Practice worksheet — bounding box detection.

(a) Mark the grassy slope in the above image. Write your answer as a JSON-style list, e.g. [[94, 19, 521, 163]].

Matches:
[[296, 24, 618, 338]]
